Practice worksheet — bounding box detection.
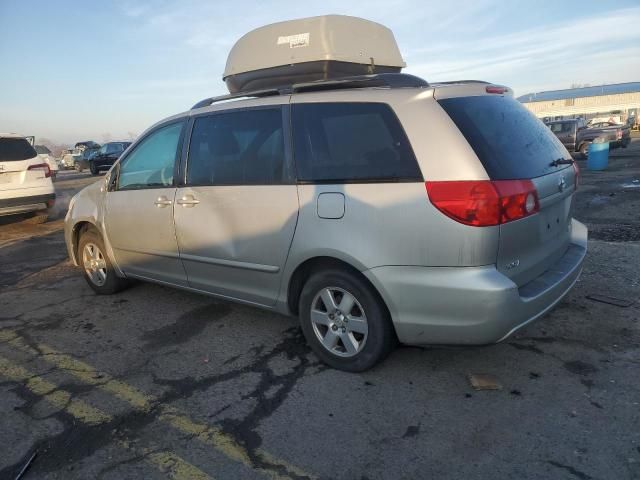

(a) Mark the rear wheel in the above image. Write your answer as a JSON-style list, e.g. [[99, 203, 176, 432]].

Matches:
[[78, 228, 129, 294], [298, 269, 395, 372]]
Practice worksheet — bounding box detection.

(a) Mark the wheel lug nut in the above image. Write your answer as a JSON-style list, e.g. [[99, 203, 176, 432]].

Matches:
[[329, 314, 335, 320], [341, 327, 346, 333], [331, 325, 338, 331]]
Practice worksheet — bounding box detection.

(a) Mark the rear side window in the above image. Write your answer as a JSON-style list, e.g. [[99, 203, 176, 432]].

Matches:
[[35, 145, 51, 155], [439, 96, 569, 180], [292, 103, 421, 183], [187, 108, 288, 185], [0, 138, 38, 161]]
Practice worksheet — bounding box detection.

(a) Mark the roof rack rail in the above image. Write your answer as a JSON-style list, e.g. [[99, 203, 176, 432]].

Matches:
[[191, 87, 282, 109], [291, 73, 428, 93], [191, 73, 429, 110], [432, 80, 491, 85]]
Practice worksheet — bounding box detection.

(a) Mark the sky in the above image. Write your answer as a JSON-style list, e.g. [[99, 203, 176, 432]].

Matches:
[[1, 0, 640, 145]]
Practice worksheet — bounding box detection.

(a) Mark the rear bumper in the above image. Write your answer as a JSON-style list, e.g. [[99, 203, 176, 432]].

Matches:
[[0, 193, 56, 216], [364, 219, 588, 345]]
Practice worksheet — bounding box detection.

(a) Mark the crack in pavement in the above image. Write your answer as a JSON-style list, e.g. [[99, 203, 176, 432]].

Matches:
[[0, 328, 317, 479]]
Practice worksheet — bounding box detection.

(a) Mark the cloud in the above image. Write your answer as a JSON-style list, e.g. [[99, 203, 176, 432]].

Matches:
[[120, 2, 151, 18], [404, 6, 640, 93]]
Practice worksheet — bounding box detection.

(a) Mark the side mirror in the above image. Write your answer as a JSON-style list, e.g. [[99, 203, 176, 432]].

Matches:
[[105, 164, 120, 192]]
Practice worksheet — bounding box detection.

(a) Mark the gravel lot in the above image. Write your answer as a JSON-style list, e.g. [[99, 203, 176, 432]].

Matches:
[[1, 141, 639, 480]]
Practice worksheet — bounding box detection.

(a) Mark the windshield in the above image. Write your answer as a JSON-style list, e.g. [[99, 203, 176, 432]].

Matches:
[[0, 137, 38, 161], [439, 95, 570, 180]]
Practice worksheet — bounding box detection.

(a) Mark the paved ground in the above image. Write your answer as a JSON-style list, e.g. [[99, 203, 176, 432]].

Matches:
[[0, 143, 639, 480]]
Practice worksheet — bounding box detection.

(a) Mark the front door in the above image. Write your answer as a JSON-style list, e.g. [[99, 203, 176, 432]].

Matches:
[[105, 121, 187, 286], [173, 106, 298, 306]]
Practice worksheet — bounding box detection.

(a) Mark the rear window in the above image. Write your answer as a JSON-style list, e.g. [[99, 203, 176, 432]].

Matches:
[[34, 145, 51, 155], [439, 96, 569, 180], [547, 122, 572, 134], [0, 138, 38, 161], [292, 103, 421, 183]]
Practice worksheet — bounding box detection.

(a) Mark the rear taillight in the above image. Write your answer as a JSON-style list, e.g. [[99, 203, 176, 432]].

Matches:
[[572, 162, 580, 189], [28, 163, 51, 178], [616, 129, 622, 140], [425, 180, 539, 227], [486, 85, 508, 94]]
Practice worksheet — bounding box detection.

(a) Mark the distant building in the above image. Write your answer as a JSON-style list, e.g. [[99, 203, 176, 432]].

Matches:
[[517, 82, 640, 124]]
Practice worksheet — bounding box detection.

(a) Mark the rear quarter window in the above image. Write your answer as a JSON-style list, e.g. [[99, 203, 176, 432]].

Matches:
[[292, 102, 421, 183], [439, 96, 569, 180], [0, 138, 38, 161]]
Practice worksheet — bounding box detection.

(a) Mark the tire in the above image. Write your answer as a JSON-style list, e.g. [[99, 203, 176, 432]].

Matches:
[[77, 228, 129, 295], [579, 142, 590, 159], [75, 163, 84, 173], [89, 161, 99, 175], [22, 210, 48, 225], [298, 269, 395, 372]]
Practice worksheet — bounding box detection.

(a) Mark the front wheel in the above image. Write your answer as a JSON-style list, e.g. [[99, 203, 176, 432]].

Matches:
[[298, 269, 395, 372], [78, 228, 129, 294], [89, 161, 99, 175]]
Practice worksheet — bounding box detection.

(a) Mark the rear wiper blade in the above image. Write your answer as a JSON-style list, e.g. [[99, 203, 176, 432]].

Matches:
[[549, 158, 575, 167]]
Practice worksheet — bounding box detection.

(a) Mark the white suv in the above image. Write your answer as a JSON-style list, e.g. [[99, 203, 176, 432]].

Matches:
[[0, 133, 56, 222]]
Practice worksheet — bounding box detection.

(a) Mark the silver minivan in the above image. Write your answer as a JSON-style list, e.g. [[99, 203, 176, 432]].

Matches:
[[64, 73, 587, 371]]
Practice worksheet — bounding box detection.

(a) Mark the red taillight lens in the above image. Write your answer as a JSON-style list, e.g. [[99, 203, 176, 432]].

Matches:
[[486, 85, 507, 94], [616, 129, 622, 140], [425, 180, 539, 227], [27, 163, 51, 178]]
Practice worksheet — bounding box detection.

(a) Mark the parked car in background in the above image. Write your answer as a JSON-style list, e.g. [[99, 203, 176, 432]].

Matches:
[[34, 144, 60, 179], [1, 133, 55, 223], [89, 141, 131, 175], [60, 148, 83, 169], [587, 120, 632, 148], [545, 119, 630, 158], [76, 146, 101, 172], [74, 141, 100, 152]]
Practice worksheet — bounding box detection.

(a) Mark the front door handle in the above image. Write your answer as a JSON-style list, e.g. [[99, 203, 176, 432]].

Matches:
[[154, 196, 172, 207], [176, 195, 200, 207]]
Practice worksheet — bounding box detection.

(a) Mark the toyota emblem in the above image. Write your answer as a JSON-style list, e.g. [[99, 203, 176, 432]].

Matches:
[[558, 176, 566, 192]]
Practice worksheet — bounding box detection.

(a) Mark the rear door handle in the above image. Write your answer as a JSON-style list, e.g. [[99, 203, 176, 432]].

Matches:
[[176, 195, 200, 207], [154, 196, 172, 207]]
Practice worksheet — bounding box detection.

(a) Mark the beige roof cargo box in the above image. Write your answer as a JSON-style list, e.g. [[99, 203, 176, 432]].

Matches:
[[223, 15, 406, 93]]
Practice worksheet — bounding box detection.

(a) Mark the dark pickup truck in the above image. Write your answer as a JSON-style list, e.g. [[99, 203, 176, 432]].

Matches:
[[545, 119, 631, 158]]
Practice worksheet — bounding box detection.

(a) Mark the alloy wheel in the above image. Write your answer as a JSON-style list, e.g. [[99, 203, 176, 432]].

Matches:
[[310, 287, 369, 357], [82, 242, 107, 286]]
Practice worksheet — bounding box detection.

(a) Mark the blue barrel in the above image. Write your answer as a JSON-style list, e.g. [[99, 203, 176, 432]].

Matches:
[[587, 142, 609, 170]]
